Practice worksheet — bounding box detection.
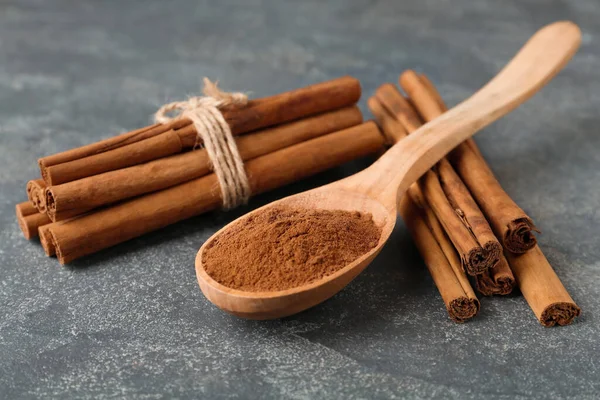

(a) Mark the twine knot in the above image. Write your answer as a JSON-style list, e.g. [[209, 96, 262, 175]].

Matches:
[[154, 78, 251, 209]]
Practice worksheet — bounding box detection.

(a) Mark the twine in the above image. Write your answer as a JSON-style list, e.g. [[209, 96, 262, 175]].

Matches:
[[154, 78, 251, 209]]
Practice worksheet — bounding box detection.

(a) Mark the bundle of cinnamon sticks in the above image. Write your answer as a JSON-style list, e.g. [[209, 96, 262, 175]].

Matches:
[[17, 76, 387, 264], [371, 71, 580, 327]]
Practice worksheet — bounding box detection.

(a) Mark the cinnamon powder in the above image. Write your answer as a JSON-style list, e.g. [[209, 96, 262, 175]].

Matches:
[[202, 206, 381, 292]]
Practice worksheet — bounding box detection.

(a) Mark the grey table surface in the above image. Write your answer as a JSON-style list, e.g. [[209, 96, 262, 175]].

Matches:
[[1, 1, 599, 399]]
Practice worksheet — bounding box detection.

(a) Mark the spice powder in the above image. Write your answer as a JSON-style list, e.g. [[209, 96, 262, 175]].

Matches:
[[202, 206, 381, 292]]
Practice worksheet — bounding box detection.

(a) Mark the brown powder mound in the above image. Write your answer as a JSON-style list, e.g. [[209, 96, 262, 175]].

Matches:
[[202, 206, 381, 292]]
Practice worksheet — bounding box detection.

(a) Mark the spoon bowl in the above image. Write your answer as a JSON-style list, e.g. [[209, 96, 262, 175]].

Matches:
[[196, 21, 581, 319], [196, 188, 394, 319]]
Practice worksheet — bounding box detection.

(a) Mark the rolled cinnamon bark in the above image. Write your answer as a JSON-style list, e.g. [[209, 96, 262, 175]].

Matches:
[[505, 247, 580, 326], [376, 83, 500, 276], [39, 76, 361, 184], [39, 123, 164, 174], [16, 201, 51, 239], [45, 107, 363, 221], [417, 171, 489, 275], [366, 97, 406, 144], [475, 254, 515, 296], [47, 122, 384, 264], [27, 179, 47, 212], [436, 160, 502, 272], [416, 74, 446, 113], [450, 145, 540, 253], [412, 187, 479, 310], [39, 217, 80, 256], [39, 224, 56, 256], [400, 71, 538, 254], [399, 193, 479, 323], [44, 129, 185, 185], [369, 96, 478, 322]]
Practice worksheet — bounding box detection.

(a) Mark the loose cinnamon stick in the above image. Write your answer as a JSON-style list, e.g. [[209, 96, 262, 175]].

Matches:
[[452, 145, 539, 253], [399, 194, 479, 323], [27, 179, 47, 212], [412, 187, 479, 309], [46, 122, 384, 264], [39, 76, 361, 185], [505, 247, 580, 326], [16, 201, 51, 239], [366, 97, 407, 145], [416, 74, 446, 114], [45, 107, 363, 221], [435, 160, 503, 282], [369, 97, 478, 322], [376, 83, 501, 275], [400, 71, 538, 254], [475, 255, 515, 296]]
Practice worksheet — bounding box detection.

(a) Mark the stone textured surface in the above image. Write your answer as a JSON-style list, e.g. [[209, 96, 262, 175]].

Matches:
[[1, 1, 599, 398]]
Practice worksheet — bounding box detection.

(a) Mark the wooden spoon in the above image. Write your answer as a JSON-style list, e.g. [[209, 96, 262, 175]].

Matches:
[[195, 21, 581, 319]]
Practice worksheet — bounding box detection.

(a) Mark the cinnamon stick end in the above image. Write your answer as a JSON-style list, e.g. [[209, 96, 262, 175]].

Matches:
[[504, 218, 539, 254], [48, 230, 66, 263], [399, 70, 420, 90], [38, 226, 56, 257], [465, 241, 502, 276], [476, 274, 515, 296], [38, 159, 50, 184], [378, 82, 398, 92], [40, 237, 56, 257], [447, 297, 480, 323], [540, 302, 581, 327], [494, 276, 515, 295], [45, 189, 58, 222], [26, 180, 48, 213]]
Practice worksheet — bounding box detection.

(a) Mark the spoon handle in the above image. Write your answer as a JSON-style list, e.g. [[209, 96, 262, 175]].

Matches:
[[354, 21, 581, 207]]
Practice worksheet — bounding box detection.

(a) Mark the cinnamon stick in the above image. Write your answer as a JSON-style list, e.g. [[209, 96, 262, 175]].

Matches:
[[39, 76, 361, 185], [16, 201, 51, 239], [475, 255, 515, 296], [39, 122, 165, 174], [39, 224, 56, 256], [375, 83, 501, 275], [44, 129, 185, 185], [39, 217, 80, 257], [45, 107, 363, 221], [27, 179, 47, 212], [505, 247, 580, 326], [411, 186, 479, 309], [453, 145, 540, 253], [415, 74, 446, 114], [366, 97, 407, 145], [369, 97, 478, 322], [399, 193, 479, 323], [399, 71, 538, 254], [45, 122, 384, 264]]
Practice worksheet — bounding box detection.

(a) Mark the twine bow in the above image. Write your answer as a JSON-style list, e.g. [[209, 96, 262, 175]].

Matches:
[[154, 78, 251, 209]]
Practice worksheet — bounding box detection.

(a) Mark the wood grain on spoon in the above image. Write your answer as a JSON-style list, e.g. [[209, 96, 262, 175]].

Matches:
[[195, 21, 581, 319]]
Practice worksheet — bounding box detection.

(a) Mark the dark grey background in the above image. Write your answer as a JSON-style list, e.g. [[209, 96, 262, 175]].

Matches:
[[1, 1, 598, 399]]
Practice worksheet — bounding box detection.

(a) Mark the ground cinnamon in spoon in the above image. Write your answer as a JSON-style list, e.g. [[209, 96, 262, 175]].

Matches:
[[202, 206, 381, 292]]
